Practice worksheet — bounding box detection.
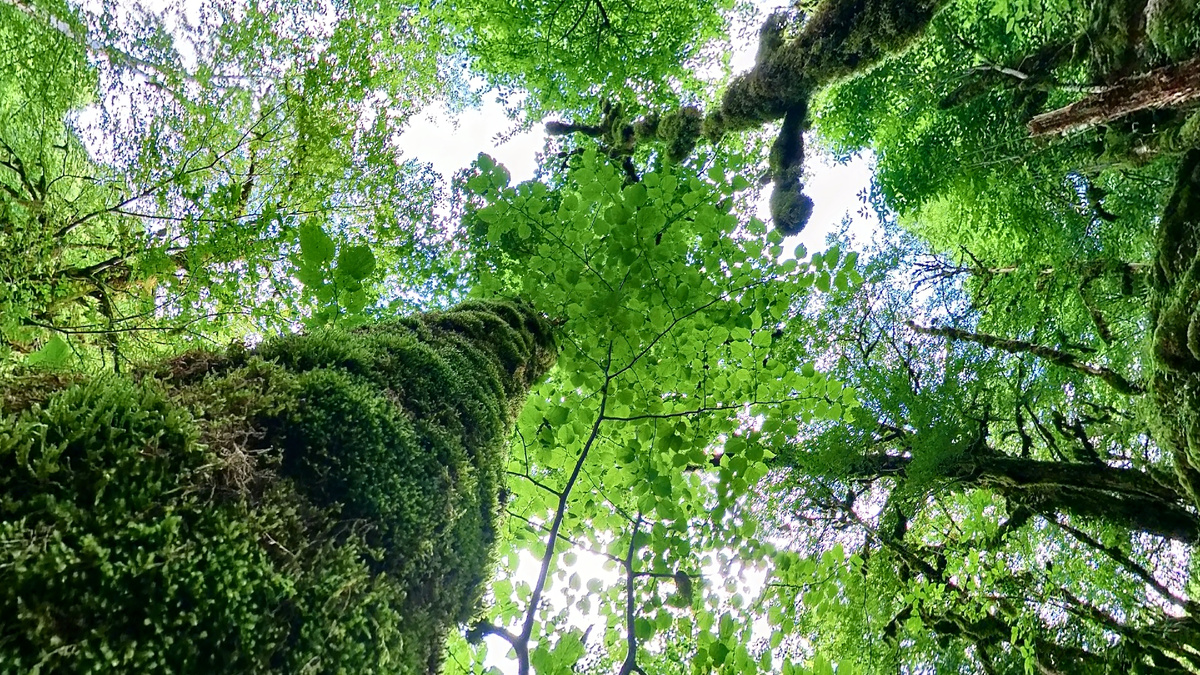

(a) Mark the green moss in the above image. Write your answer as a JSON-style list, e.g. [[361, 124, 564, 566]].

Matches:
[[0, 379, 290, 673], [657, 107, 704, 164], [769, 183, 815, 237], [0, 299, 557, 673], [1148, 152, 1200, 510], [632, 112, 660, 143], [1147, 0, 1200, 62]]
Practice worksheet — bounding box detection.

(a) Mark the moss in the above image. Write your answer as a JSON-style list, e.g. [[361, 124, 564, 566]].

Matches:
[[632, 112, 660, 143], [0, 299, 557, 673], [657, 107, 704, 164], [719, 0, 944, 132], [1146, 0, 1200, 62], [0, 379, 291, 672], [701, 109, 728, 143], [1148, 152, 1200, 510], [770, 183, 815, 237]]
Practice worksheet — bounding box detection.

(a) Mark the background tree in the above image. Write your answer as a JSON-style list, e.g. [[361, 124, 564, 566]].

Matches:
[[1, 0, 459, 371]]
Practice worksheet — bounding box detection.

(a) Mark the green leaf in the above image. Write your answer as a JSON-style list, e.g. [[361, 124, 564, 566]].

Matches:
[[296, 264, 325, 288], [26, 335, 69, 367], [337, 244, 376, 281], [299, 223, 335, 265]]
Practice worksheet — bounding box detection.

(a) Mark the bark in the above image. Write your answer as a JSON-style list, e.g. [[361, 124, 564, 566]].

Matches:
[[714, 0, 947, 132], [906, 321, 1143, 395], [850, 452, 1198, 542], [1028, 56, 1200, 136]]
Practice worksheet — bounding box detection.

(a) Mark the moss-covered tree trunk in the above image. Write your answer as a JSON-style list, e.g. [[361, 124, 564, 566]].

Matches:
[[1148, 150, 1200, 510], [844, 452, 1198, 542], [0, 300, 556, 674]]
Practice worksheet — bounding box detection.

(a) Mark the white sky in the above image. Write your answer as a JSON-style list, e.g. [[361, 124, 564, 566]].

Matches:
[[397, 103, 879, 260]]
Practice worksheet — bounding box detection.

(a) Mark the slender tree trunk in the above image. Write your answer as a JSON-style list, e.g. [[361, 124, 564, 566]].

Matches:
[[1028, 56, 1200, 137], [906, 321, 1143, 394]]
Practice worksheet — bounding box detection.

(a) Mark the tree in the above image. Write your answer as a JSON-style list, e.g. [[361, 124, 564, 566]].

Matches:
[[429, 0, 734, 121], [5, 0, 1200, 672], [762, 241, 1200, 670], [443, 148, 862, 674], [1, 0, 459, 371], [0, 300, 555, 672]]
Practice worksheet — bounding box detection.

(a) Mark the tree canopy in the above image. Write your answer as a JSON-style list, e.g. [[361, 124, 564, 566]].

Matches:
[[4, 0, 1200, 672]]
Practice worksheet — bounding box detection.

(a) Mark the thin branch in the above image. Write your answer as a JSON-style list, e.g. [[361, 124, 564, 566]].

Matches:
[[1050, 516, 1197, 614], [618, 515, 644, 675], [520, 353, 612, 646]]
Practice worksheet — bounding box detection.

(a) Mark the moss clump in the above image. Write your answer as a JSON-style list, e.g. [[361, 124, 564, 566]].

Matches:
[[1147, 0, 1200, 62], [657, 107, 704, 164], [0, 299, 556, 673], [632, 112, 661, 144]]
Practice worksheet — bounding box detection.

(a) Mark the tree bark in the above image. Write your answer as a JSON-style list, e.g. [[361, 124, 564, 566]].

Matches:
[[906, 321, 1143, 394], [1028, 56, 1200, 137], [850, 452, 1198, 542]]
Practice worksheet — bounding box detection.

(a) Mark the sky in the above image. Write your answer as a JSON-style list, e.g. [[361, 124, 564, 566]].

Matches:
[[396, 98, 880, 262]]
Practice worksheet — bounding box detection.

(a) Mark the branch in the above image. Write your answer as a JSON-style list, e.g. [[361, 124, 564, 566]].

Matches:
[[519, 356, 612, 648], [1050, 516, 1197, 615], [905, 321, 1143, 395], [618, 515, 645, 675], [1029, 56, 1200, 136], [545, 120, 604, 137]]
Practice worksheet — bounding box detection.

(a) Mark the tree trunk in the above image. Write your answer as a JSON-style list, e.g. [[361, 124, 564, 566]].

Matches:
[[850, 452, 1197, 542], [1028, 56, 1200, 137], [0, 300, 556, 673]]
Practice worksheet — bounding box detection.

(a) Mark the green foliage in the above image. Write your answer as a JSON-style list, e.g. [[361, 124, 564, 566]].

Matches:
[[441, 148, 865, 673], [431, 0, 735, 120], [8, 0, 1200, 671], [0, 0, 462, 371]]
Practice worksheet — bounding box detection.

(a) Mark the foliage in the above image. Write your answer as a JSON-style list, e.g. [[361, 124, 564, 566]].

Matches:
[[0, 0, 461, 372], [429, 0, 736, 121], [0, 300, 555, 673], [439, 148, 863, 673]]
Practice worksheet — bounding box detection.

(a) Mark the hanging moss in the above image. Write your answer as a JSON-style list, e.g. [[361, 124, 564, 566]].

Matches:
[[0, 299, 556, 674]]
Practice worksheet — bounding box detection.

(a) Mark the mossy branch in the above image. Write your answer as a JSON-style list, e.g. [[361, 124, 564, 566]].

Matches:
[[905, 321, 1143, 395]]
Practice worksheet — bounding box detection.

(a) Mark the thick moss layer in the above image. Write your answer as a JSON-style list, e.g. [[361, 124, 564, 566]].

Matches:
[[1148, 151, 1200, 508], [0, 299, 556, 674]]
